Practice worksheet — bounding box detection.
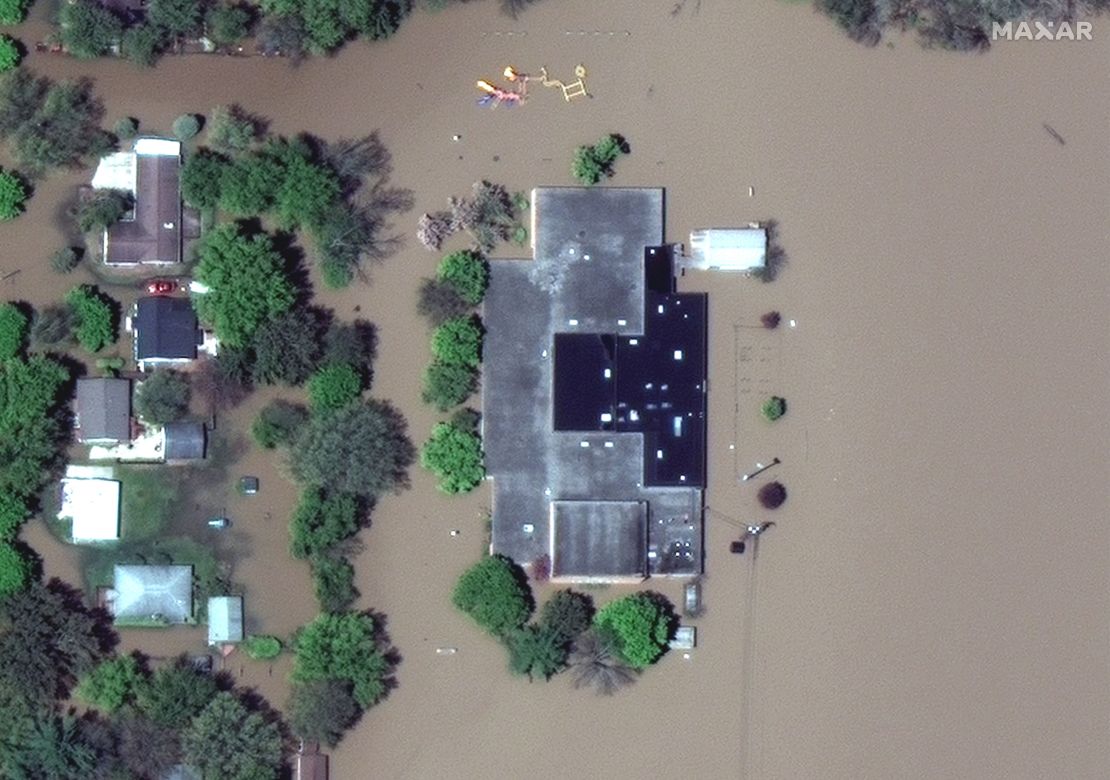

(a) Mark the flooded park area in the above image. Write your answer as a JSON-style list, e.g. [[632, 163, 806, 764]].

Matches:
[[4, 0, 1108, 777]]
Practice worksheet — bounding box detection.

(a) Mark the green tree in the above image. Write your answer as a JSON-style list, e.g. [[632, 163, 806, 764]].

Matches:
[[134, 370, 190, 424], [437, 249, 488, 305], [0, 542, 30, 597], [290, 488, 359, 559], [761, 395, 786, 421], [0, 303, 28, 360], [288, 679, 359, 747], [0, 711, 101, 779], [593, 592, 674, 669], [0, 355, 70, 500], [206, 4, 252, 47], [300, 0, 348, 52], [181, 149, 229, 210], [0, 35, 20, 73], [252, 399, 308, 448], [219, 153, 285, 214], [430, 316, 482, 367], [0, 0, 29, 25], [11, 78, 113, 172], [182, 692, 283, 780], [256, 12, 306, 60], [243, 635, 283, 660], [194, 224, 295, 347], [206, 104, 257, 153], [291, 401, 414, 499], [293, 611, 391, 709], [507, 624, 566, 681], [452, 555, 533, 637], [421, 421, 484, 494], [74, 654, 143, 713], [114, 713, 180, 780], [312, 554, 357, 612], [58, 1, 124, 60], [250, 307, 324, 386], [76, 189, 131, 233], [421, 360, 476, 411], [65, 284, 117, 352], [172, 113, 201, 141], [539, 589, 594, 646], [148, 0, 203, 39], [572, 134, 627, 186], [272, 143, 341, 231], [0, 68, 45, 137], [323, 319, 376, 374], [121, 23, 163, 67], [135, 657, 218, 728], [307, 362, 361, 413], [0, 169, 25, 220], [417, 277, 471, 326], [0, 492, 27, 541], [112, 116, 138, 139]]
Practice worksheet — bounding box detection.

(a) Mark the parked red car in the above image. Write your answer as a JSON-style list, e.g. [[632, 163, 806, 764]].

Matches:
[[145, 280, 177, 295]]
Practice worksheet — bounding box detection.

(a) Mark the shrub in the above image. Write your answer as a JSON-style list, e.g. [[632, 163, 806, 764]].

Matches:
[[593, 592, 673, 669], [437, 249, 489, 305], [112, 116, 139, 140], [431, 316, 482, 367], [311, 555, 357, 612], [0, 302, 28, 360], [0, 168, 26, 220], [421, 421, 485, 494], [289, 488, 359, 560], [77, 189, 131, 233], [417, 278, 471, 326], [172, 113, 201, 141], [0, 34, 20, 72], [572, 133, 628, 186], [75, 655, 143, 713], [421, 360, 477, 411], [761, 396, 786, 421], [307, 362, 362, 414], [134, 370, 190, 424], [452, 555, 533, 637], [243, 635, 283, 660], [757, 481, 787, 509], [30, 304, 75, 346], [251, 399, 309, 449], [65, 284, 117, 352], [50, 247, 82, 274], [760, 310, 781, 329]]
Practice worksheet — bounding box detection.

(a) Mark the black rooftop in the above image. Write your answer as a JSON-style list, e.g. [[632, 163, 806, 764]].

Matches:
[[135, 297, 200, 361]]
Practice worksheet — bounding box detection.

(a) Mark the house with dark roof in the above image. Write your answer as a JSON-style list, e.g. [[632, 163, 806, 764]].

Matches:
[[75, 377, 132, 445], [483, 188, 707, 583], [164, 421, 206, 461], [132, 296, 202, 371], [90, 138, 183, 267]]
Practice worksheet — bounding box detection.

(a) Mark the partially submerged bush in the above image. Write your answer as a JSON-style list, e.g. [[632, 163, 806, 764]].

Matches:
[[172, 113, 201, 141], [757, 481, 787, 509], [243, 635, 283, 660], [761, 396, 786, 422], [0, 169, 26, 220], [760, 311, 781, 329], [572, 134, 628, 186], [421, 421, 485, 494], [436, 249, 489, 306], [252, 400, 309, 449]]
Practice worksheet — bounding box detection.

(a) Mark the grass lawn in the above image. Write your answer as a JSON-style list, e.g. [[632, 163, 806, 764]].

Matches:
[[118, 465, 182, 540]]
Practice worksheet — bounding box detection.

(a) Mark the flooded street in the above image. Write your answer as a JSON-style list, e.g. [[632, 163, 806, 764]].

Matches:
[[4, 0, 1108, 778]]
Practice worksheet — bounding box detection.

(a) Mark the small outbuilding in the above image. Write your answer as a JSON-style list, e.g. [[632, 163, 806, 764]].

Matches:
[[75, 378, 132, 445], [207, 596, 244, 645], [164, 421, 206, 461], [110, 564, 194, 625], [687, 228, 767, 272]]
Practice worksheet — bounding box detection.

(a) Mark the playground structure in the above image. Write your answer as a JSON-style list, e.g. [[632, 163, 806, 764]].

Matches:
[[475, 64, 590, 109]]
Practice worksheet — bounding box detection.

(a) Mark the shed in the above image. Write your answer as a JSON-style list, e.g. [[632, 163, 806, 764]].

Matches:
[[133, 296, 201, 370], [688, 228, 767, 272], [164, 422, 206, 461], [296, 752, 329, 780], [75, 377, 132, 445], [60, 474, 121, 542], [110, 564, 194, 624], [207, 596, 244, 645]]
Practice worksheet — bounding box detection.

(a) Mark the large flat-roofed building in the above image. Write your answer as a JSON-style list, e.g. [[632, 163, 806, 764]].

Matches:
[[483, 188, 706, 582]]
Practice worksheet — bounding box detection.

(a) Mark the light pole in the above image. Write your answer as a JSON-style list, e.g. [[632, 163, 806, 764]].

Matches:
[[741, 457, 780, 482]]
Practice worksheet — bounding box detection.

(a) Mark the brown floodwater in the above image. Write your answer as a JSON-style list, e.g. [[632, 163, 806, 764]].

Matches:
[[5, 0, 1108, 778]]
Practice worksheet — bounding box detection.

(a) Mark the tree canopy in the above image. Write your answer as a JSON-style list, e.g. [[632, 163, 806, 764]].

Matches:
[[181, 150, 230, 210], [74, 655, 143, 713], [311, 554, 357, 613], [252, 399, 309, 449], [291, 400, 414, 499], [135, 657, 218, 728], [289, 487, 359, 560], [421, 420, 485, 494], [0, 73, 113, 173], [0, 36, 18, 73], [0, 0, 30, 25], [65, 284, 117, 352], [437, 249, 489, 305], [134, 370, 190, 424], [250, 307, 325, 386], [193, 224, 295, 347], [0, 169, 26, 220], [452, 555, 533, 637], [307, 362, 362, 413], [507, 624, 566, 681], [207, 104, 257, 153], [539, 589, 594, 647], [0, 303, 28, 360], [288, 679, 359, 747], [430, 316, 482, 367], [293, 611, 392, 709], [58, 1, 124, 60], [421, 360, 477, 411], [182, 692, 284, 780], [593, 592, 674, 669], [77, 189, 132, 233]]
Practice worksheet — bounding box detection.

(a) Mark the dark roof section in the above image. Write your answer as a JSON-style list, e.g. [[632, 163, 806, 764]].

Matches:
[[106, 153, 181, 265], [135, 297, 200, 361], [164, 422, 206, 460], [75, 378, 131, 443], [553, 249, 708, 487], [550, 501, 647, 580]]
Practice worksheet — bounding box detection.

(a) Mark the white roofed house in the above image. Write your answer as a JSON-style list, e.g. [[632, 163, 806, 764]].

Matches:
[[207, 596, 244, 645], [686, 227, 767, 273], [58, 465, 121, 543], [108, 564, 194, 626]]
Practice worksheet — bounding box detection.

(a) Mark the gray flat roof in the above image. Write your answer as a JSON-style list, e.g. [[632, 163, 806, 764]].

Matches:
[[550, 500, 647, 580]]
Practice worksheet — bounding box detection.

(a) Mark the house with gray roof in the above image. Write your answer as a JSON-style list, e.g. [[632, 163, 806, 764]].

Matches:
[[75, 378, 132, 445], [110, 564, 194, 625]]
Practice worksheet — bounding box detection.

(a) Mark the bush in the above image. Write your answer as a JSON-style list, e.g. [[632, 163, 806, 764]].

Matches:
[[252, 399, 308, 448], [593, 592, 673, 669], [761, 396, 786, 421], [761, 310, 781, 329], [290, 488, 359, 560], [431, 316, 482, 367], [311, 555, 357, 612], [50, 247, 82, 274], [206, 104, 257, 153], [417, 278, 472, 326], [0, 34, 21, 72], [292, 611, 392, 709], [421, 360, 477, 411], [134, 370, 190, 424], [0, 302, 28, 360], [65, 284, 117, 352], [757, 481, 787, 509], [452, 555, 533, 637], [572, 133, 628, 186], [0, 168, 26, 220], [75, 655, 143, 713], [421, 421, 485, 494], [307, 362, 362, 414], [0, 0, 30, 25], [112, 116, 139, 140], [437, 249, 488, 305], [243, 635, 283, 660], [77, 189, 131, 233], [172, 113, 201, 141]]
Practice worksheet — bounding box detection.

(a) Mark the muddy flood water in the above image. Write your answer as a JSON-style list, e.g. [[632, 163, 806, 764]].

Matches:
[[5, 1, 1108, 778]]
